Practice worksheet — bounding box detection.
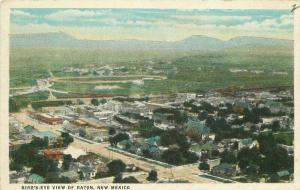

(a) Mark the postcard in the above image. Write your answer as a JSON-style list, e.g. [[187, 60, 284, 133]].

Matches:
[[0, 0, 299, 190]]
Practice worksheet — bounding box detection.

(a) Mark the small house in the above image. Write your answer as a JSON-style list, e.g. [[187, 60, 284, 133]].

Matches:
[[27, 174, 45, 184], [211, 163, 237, 177]]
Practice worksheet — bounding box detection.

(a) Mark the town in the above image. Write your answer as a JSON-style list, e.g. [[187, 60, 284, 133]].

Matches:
[[9, 86, 294, 183]]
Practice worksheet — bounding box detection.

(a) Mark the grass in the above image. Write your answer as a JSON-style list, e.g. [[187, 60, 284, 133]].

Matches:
[[10, 47, 293, 95]]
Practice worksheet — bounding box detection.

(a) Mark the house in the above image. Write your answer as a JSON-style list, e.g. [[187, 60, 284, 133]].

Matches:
[[32, 131, 59, 144], [238, 138, 259, 150], [232, 101, 251, 113], [211, 163, 237, 177], [78, 165, 97, 179], [207, 158, 221, 171], [44, 149, 63, 161], [153, 112, 174, 124], [60, 171, 79, 182], [96, 163, 109, 174], [176, 93, 196, 103], [154, 123, 175, 130], [276, 170, 291, 181], [23, 125, 34, 134], [63, 123, 81, 135], [148, 146, 162, 158], [103, 100, 122, 112], [117, 139, 132, 150], [114, 115, 139, 127], [186, 118, 211, 142], [147, 136, 161, 146], [27, 174, 45, 184], [76, 154, 98, 164], [190, 143, 219, 159], [264, 100, 287, 114]]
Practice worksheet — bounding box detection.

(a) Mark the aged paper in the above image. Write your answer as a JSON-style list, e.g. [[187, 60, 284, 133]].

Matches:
[[0, 0, 299, 190]]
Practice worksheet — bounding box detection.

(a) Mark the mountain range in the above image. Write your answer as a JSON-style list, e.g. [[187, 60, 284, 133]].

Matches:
[[10, 32, 293, 50]]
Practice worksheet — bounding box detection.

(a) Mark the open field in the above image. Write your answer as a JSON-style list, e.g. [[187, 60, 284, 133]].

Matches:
[[10, 46, 293, 97], [10, 48, 197, 87]]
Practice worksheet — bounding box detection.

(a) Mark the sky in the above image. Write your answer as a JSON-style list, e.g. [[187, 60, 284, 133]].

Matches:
[[10, 8, 294, 41]]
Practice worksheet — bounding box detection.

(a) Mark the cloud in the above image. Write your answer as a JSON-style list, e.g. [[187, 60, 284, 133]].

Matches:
[[45, 9, 106, 21], [234, 15, 293, 31], [10, 23, 59, 34], [11, 10, 35, 18], [174, 15, 252, 22]]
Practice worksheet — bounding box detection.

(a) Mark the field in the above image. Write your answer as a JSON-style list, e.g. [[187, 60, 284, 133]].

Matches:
[[10, 46, 293, 96]]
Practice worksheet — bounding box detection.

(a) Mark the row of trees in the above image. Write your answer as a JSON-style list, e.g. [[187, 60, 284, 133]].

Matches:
[[91, 98, 107, 106]]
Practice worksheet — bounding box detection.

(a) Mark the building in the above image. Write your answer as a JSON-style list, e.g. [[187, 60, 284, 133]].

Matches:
[[211, 163, 237, 177], [27, 174, 45, 184], [114, 115, 139, 127], [176, 93, 196, 103], [23, 125, 34, 134], [207, 158, 221, 171], [32, 131, 59, 144], [36, 113, 63, 125], [186, 118, 211, 142], [238, 138, 259, 150], [43, 149, 63, 161], [78, 165, 97, 179]]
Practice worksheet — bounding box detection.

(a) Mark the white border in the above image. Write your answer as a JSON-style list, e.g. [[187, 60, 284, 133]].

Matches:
[[1, 1, 299, 190]]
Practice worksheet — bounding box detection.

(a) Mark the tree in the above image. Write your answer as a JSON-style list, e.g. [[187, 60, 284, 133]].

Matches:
[[31, 155, 59, 178], [110, 133, 129, 146], [11, 144, 38, 167], [271, 120, 281, 132], [62, 154, 72, 170], [79, 171, 84, 180], [260, 146, 291, 174], [91, 98, 99, 106], [162, 146, 182, 165], [146, 170, 158, 181], [199, 162, 210, 171], [109, 128, 116, 136], [9, 98, 20, 112], [142, 149, 151, 158], [253, 107, 271, 117], [113, 174, 123, 183], [237, 147, 261, 171], [138, 120, 163, 138], [9, 161, 23, 171], [61, 132, 74, 146], [79, 128, 86, 138], [77, 99, 84, 105], [160, 129, 187, 148], [243, 109, 260, 124], [100, 99, 107, 104], [121, 176, 139, 183], [59, 176, 71, 183], [205, 116, 215, 128], [30, 137, 48, 148], [183, 151, 199, 163], [107, 160, 126, 175], [220, 150, 237, 164], [257, 133, 277, 156]]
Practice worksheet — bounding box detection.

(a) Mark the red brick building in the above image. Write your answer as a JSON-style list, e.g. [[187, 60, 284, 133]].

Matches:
[[43, 149, 63, 160], [36, 113, 63, 125]]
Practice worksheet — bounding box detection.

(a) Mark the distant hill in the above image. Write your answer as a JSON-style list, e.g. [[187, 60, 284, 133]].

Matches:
[[10, 32, 293, 50]]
